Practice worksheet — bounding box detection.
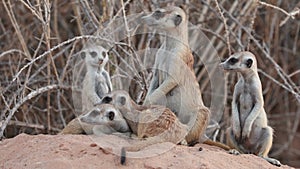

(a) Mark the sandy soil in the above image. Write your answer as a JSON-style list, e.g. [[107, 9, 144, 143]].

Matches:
[[0, 133, 294, 169]]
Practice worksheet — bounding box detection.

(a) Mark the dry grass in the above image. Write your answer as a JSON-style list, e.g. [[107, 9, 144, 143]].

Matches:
[[0, 0, 299, 167]]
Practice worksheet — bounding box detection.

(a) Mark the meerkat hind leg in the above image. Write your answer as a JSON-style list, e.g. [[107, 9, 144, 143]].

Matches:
[[256, 127, 281, 166], [226, 127, 245, 155], [185, 108, 210, 145]]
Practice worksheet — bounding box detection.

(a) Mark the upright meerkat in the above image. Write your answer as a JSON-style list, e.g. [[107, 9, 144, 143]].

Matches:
[[81, 45, 112, 112], [220, 51, 281, 166], [60, 104, 130, 135], [61, 45, 112, 134], [98, 90, 189, 152], [142, 6, 209, 144]]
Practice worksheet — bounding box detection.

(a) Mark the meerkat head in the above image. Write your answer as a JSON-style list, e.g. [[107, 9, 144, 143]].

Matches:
[[142, 6, 186, 30], [81, 45, 109, 69], [96, 90, 133, 111], [80, 104, 125, 126], [220, 51, 257, 73]]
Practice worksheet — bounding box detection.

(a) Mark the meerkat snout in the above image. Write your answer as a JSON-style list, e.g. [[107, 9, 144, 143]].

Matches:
[[142, 6, 185, 29]]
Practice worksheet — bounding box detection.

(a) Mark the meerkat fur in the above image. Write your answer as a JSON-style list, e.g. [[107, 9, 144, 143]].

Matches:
[[220, 51, 281, 166], [98, 90, 189, 150], [142, 6, 210, 145], [60, 104, 130, 135], [81, 45, 112, 112]]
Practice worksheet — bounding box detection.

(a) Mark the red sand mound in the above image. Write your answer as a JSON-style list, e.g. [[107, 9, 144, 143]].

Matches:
[[0, 134, 294, 169]]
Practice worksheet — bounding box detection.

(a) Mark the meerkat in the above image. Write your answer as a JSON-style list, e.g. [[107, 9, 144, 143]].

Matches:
[[220, 51, 281, 166], [61, 45, 112, 134], [81, 45, 112, 112], [141, 6, 210, 145], [80, 104, 130, 135], [98, 90, 189, 151], [60, 104, 130, 135]]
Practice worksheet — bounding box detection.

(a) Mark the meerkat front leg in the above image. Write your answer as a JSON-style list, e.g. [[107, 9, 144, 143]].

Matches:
[[241, 96, 263, 142], [232, 88, 242, 141], [103, 71, 113, 93], [145, 77, 177, 105], [144, 70, 159, 97]]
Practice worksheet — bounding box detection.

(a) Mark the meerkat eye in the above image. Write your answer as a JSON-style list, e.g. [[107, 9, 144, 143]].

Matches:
[[108, 111, 115, 121], [90, 51, 97, 58], [101, 96, 112, 103], [246, 59, 253, 68], [174, 14, 182, 26], [228, 58, 238, 65], [153, 10, 164, 19], [102, 51, 107, 57]]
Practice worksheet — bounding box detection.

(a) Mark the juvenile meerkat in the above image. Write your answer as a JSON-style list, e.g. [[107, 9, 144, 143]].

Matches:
[[98, 90, 189, 152], [80, 104, 130, 135], [220, 51, 281, 166], [60, 104, 130, 135], [61, 45, 112, 134], [142, 6, 210, 145], [81, 45, 112, 112]]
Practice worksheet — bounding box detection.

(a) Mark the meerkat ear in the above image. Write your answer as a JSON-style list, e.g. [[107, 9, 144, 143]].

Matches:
[[108, 111, 115, 121], [174, 14, 182, 26], [118, 96, 126, 105], [81, 52, 86, 59], [101, 96, 112, 104], [246, 59, 253, 68]]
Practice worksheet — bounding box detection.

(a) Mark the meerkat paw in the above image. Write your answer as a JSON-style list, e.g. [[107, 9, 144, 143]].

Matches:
[[262, 157, 281, 167], [179, 139, 188, 146], [228, 149, 240, 155]]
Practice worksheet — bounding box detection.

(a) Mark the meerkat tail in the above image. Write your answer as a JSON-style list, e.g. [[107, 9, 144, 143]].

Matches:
[[120, 147, 126, 165], [203, 139, 231, 151]]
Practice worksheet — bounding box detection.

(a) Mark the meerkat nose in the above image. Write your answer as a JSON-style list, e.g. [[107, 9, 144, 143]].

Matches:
[[99, 59, 103, 64]]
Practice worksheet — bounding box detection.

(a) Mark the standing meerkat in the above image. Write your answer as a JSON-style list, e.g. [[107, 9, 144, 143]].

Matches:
[[81, 45, 112, 112], [61, 45, 112, 134], [142, 6, 209, 145], [220, 51, 281, 166]]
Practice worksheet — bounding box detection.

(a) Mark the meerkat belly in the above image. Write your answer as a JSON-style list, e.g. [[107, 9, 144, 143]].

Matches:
[[238, 92, 254, 125], [166, 81, 202, 124]]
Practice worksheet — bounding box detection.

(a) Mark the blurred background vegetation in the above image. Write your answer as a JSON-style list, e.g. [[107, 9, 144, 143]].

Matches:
[[0, 0, 299, 167]]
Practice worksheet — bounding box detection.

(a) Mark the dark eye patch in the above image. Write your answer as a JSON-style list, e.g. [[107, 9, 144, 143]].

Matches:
[[228, 58, 238, 65], [101, 96, 112, 103], [108, 111, 115, 121], [153, 10, 165, 19], [90, 51, 97, 58]]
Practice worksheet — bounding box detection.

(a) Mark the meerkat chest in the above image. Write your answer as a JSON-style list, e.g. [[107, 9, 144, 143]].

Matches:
[[238, 85, 255, 118]]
